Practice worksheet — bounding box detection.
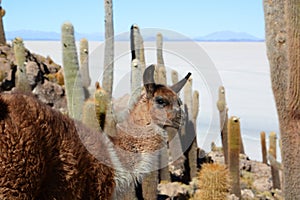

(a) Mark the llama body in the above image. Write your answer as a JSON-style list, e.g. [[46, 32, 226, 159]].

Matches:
[[0, 65, 190, 199]]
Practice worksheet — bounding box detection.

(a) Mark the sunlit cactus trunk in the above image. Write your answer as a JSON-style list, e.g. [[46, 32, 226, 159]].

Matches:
[[13, 37, 31, 92], [61, 22, 85, 121], [228, 116, 241, 199], [103, 0, 116, 136], [130, 24, 145, 73], [129, 25, 142, 110], [269, 132, 281, 189], [183, 77, 198, 180], [217, 86, 229, 164], [156, 33, 166, 85], [0, 6, 6, 45], [263, 0, 300, 198], [260, 131, 267, 164], [79, 38, 91, 98]]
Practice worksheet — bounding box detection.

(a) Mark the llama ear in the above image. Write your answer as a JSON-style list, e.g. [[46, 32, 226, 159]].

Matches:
[[170, 72, 192, 93], [143, 64, 156, 98]]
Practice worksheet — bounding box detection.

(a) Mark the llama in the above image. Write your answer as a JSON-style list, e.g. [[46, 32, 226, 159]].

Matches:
[[0, 65, 191, 199]]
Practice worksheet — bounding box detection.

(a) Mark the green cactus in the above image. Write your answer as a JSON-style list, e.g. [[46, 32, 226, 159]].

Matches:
[[142, 171, 159, 200], [61, 22, 85, 121], [103, 0, 116, 137], [0, 6, 6, 45], [130, 24, 145, 74], [217, 86, 229, 164], [269, 132, 281, 189], [182, 77, 198, 180], [13, 37, 31, 92], [228, 116, 241, 199], [94, 82, 108, 131], [129, 25, 142, 111], [82, 98, 100, 130], [193, 163, 230, 200], [192, 91, 199, 124], [128, 59, 142, 111], [260, 131, 268, 164], [171, 70, 178, 85], [79, 38, 91, 94], [156, 33, 166, 85]]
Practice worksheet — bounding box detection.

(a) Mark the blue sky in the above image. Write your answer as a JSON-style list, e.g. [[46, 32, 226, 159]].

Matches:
[[2, 0, 265, 38]]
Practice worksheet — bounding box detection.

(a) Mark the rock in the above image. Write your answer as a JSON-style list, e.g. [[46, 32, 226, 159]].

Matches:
[[169, 155, 186, 178], [227, 194, 239, 200], [33, 80, 65, 109], [26, 61, 43, 87], [242, 189, 255, 199], [158, 182, 190, 200]]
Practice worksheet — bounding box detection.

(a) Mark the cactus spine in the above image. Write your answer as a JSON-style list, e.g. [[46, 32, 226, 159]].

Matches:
[[61, 22, 85, 121], [269, 132, 281, 189], [194, 163, 230, 200], [260, 131, 268, 164], [13, 37, 31, 92], [79, 38, 91, 97], [0, 6, 6, 44], [228, 116, 241, 199], [217, 86, 229, 164]]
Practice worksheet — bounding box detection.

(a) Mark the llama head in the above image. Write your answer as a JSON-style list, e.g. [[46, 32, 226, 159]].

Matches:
[[142, 64, 191, 129]]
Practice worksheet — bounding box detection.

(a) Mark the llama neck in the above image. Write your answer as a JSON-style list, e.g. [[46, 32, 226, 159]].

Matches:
[[108, 94, 167, 195], [109, 123, 165, 196], [127, 93, 152, 127]]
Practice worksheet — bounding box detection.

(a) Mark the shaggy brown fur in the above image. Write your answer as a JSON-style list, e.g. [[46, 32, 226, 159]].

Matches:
[[0, 65, 190, 200], [0, 93, 115, 200]]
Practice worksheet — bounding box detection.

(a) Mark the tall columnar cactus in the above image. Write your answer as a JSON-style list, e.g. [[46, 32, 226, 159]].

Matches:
[[167, 69, 184, 172], [269, 132, 281, 189], [194, 163, 230, 200], [228, 116, 241, 199], [129, 25, 142, 110], [156, 33, 166, 85], [130, 24, 145, 73], [82, 98, 100, 130], [79, 38, 91, 97], [263, 0, 300, 198], [216, 86, 229, 164], [260, 131, 268, 164], [103, 0, 116, 137], [61, 22, 85, 121], [171, 70, 178, 85], [189, 90, 199, 177], [183, 77, 198, 180], [192, 91, 199, 124], [0, 6, 6, 45], [94, 82, 108, 130], [184, 77, 193, 121], [13, 37, 31, 92]]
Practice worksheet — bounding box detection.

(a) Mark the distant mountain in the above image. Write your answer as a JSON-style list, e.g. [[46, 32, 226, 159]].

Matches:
[[6, 30, 104, 41], [195, 31, 264, 41], [5, 30, 264, 42]]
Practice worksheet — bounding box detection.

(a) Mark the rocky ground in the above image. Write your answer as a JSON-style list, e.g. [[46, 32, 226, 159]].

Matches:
[[158, 149, 283, 200], [0, 43, 67, 111]]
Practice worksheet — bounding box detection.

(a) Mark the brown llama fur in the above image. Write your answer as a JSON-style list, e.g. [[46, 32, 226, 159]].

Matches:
[[0, 65, 190, 199]]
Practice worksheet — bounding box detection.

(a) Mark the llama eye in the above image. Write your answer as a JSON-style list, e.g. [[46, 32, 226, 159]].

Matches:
[[155, 96, 169, 107]]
